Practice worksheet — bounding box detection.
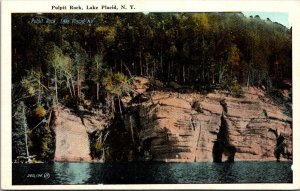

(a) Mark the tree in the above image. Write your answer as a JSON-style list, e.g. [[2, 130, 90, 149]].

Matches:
[[92, 54, 104, 101], [102, 71, 132, 114], [69, 42, 88, 99], [41, 42, 65, 104], [12, 102, 30, 161], [227, 43, 240, 80]]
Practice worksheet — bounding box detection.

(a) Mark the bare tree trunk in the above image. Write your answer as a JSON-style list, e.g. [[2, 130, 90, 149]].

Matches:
[[212, 64, 215, 84], [202, 34, 205, 82], [202, 64, 205, 82], [129, 115, 135, 143], [66, 77, 73, 98], [96, 59, 99, 101], [77, 69, 80, 98], [183, 64, 185, 84], [171, 60, 174, 81], [96, 82, 99, 101], [207, 66, 210, 83], [168, 62, 171, 80], [218, 65, 225, 84], [247, 71, 250, 87], [54, 68, 58, 104], [111, 97, 115, 113], [139, 50, 143, 76], [187, 66, 190, 84], [38, 77, 41, 105], [22, 104, 29, 159], [122, 62, 133, 79], [101, 148, 105, 162], [146, 62, 149, 76], [70, 76, 76, 98], [160, 50, 163, 75], [118, 96, 122, 115]]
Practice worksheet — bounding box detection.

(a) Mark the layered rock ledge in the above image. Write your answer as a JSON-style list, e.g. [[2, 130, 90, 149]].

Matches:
[[52, 78, 292, 162], [125, 86, 292, 162]]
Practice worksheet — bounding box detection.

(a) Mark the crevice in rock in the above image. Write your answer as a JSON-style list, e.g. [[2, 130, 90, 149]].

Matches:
[[268, 116, 292, 124], [220, 99, 228, 113], [212, 113, 236, 163], [268, 128, 292, 161], [142, 138, 153, 152]]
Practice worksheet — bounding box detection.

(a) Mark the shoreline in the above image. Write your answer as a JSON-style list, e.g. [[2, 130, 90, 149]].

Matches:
[[12, 159, 292, 164]]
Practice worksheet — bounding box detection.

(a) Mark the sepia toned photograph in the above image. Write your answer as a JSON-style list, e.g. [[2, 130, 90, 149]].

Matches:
[[10, 12, 293, 185]]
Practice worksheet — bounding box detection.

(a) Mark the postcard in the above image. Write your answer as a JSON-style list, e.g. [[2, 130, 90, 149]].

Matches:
[[1, 0, 300, 190]]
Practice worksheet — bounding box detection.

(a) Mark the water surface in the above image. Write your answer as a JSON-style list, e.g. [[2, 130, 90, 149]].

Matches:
[[12, 161, 292, 184]]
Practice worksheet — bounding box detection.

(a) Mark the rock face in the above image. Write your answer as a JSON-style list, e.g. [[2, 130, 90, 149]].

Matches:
[[52, 77, 292, 162], [52, 107, 105, 162], [128, 85, 292, 162]]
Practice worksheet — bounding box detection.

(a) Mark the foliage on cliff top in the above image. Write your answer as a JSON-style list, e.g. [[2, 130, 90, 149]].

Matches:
[[102, 71, 132, 97]]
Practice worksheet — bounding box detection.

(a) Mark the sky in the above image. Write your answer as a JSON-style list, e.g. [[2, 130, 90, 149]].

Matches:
[[243, 12, 290, 28]]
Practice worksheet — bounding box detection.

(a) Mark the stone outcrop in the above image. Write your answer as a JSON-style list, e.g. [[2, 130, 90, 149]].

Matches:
[[127, 81, 292, 162], [52, 77, 292, 162], [52, 107, 105, 162]]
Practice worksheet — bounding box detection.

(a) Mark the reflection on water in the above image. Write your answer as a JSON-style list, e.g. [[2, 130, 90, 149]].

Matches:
[[12, 161, 292, 185], [54, 163, 91, 184], [213, 163, 234, 183]]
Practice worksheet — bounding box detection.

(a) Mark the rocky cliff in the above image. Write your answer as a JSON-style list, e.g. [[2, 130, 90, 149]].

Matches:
[[124, 78, 292, 162], [52, 77, 292, 162], [52, 107, 106, 162]]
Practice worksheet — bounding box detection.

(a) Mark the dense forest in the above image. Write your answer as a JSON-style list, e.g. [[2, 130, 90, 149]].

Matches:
[[12, 13, 292, 162]]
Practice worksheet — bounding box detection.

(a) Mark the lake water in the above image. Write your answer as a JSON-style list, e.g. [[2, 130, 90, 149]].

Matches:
[[12, 161, 292, 185]]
